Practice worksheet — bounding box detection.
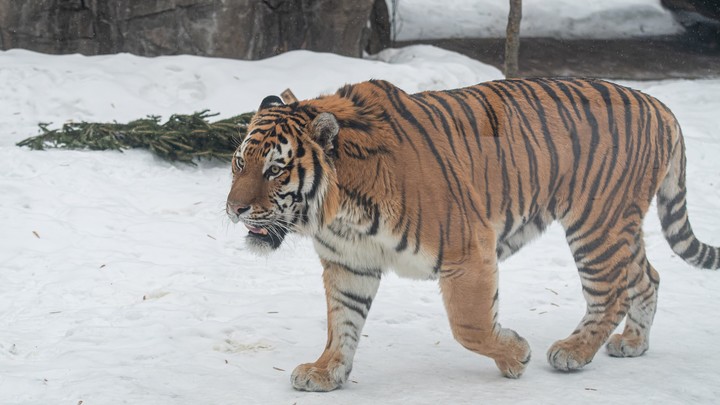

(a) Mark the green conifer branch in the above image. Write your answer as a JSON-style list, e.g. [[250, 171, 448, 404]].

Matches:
[[16, 110, 255, 165]]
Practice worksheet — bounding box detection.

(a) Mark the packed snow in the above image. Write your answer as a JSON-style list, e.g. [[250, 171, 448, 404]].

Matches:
[[393, 0, 683, 40], [1, 45, 719, 404]]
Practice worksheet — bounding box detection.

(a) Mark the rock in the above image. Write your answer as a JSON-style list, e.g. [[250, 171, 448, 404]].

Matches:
[[0, 0, 378, 59], [662, 0, 720, 21], [662, 0, 720, 49]]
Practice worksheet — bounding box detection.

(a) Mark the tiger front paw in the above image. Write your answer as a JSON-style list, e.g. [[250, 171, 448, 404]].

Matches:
[[494, 328, 532, 378], [291, 361, 349, 392]]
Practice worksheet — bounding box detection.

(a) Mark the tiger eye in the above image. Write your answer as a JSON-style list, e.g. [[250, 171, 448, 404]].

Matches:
[[234, 157, 245, 172]]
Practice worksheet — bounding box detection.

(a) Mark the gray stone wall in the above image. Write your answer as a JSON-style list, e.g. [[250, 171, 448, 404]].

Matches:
[[0, 0, 378, 59]]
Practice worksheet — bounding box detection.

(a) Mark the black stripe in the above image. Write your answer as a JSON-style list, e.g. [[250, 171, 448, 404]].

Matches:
[[367, 204, 380, 236], [337, 263, 382, 279], [442, 93, 477, 180], [339, 290, 373, 311], [314, 236, 339, 254], [414, 200, 423, 254], [305, 148, 323, 200], [370, 82, 456, 194], [565, 154, 609, 238], [447, 90, 483, 150], [393, 185, 408, 233], [464, 86, 501, 137], [396, 220, 410, 252], [701, 247, 717, 269], [588, 81, 620, 192], [682, 238, 700, 259], [332, 297, 368, 318], [567, 81, 601, 192], [425, 93, 460, 157], [433, 224, 445, 275], [483, 157, 493, 218]]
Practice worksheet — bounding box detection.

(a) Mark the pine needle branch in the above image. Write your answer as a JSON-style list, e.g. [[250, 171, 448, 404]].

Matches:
[[16, 110, 255, 165]]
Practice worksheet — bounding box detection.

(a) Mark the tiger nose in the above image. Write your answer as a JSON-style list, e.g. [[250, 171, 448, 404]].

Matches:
[[227, 201, 251, 216]]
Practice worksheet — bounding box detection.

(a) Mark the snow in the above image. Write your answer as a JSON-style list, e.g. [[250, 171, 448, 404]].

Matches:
[[0, 47, 500, 146], [1, 46, 719, 404], [393, 0, 683, 40]]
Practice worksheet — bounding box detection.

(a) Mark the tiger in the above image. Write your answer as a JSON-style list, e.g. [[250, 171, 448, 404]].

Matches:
[[225, 77, 719, 392]]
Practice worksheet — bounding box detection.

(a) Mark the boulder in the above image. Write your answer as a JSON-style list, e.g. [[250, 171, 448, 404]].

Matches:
[[0, 0, 378, 59]]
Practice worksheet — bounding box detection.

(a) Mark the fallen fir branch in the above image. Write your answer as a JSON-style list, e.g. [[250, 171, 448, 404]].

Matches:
[[16, 110, 255, 165]]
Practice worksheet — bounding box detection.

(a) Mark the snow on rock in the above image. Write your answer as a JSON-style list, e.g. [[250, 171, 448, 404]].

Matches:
[[394, 0, 683, 40]]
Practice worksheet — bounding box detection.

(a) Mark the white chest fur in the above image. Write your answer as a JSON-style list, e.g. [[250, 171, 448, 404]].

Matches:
[[313, 220, 437, 280]]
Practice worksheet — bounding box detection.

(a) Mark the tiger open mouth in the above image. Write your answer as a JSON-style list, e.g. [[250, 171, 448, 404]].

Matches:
[[245, 225, 268, 236], [244, 223, 287, 250]]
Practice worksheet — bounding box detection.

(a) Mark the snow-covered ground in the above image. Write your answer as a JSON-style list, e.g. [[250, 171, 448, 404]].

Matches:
[[1, 45, 719, 404], [393, 0, 683, 40]]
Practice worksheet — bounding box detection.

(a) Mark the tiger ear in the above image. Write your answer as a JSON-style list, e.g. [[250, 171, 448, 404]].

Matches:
[[259, 95, 284, 110], [310, 113, 339, 158]]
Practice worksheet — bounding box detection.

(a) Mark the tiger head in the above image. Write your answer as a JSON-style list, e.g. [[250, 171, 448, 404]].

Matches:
[[226, 95, 340, 254]]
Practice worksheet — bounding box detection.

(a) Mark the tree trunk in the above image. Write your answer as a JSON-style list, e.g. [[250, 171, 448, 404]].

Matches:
[[365, 0, 392, 54], [504, 0, 522, 78]]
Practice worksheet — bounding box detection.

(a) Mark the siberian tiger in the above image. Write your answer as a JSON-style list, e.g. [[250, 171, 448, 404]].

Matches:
[[225, 78, 719, 392]]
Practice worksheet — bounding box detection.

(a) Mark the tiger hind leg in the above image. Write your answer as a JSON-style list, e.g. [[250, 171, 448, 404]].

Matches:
[[440, 236, 531, 378], [547, 220, 637, 371], [606, 236, 660, 357]]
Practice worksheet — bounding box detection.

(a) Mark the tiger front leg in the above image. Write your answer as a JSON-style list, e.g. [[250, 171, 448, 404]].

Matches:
[[291, 259, 381, 392], [439, 238, 531, 378]]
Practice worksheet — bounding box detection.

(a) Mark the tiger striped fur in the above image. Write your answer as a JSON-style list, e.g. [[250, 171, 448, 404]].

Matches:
[[225, 78, 719, 392]]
